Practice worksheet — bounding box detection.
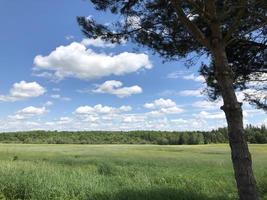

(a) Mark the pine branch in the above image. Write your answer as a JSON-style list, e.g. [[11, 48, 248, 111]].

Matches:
[[224, 0, 246, 44], [170, 0, 209, 48]]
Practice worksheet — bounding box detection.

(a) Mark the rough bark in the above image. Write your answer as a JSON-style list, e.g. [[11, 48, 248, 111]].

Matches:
[[166, 1, 259, 199], [203, 2, 259, 195], [212, 40, 259, 200]]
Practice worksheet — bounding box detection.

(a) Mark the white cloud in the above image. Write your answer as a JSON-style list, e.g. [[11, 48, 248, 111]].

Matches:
[[119, 105, 132, 112], [1, 103, 265, 132], [44, 101, 53, 107], [34, 41, 152, 81], [240, 88, 266, 103], [179, 88, 203, 97], [167, 71, 205, 83], [167, 71, 184, 79], [51, 94, 60, 99], [74, 104, 132, 115], [123, 115, 146, 123], [18, 106, 46, 115], [9, 106, 47, 120], [81, 38, 117, 48], [92, 80, 142, 98], [82, 115, 99, 123], [32, 71, 61, 82], [50, 94, 71, 101], [0, 81, 46, 102], [182, 74, 205, 82], [56, 117, 73, 125], [144, 98, 184, 115], [194, 111, 225, 119], [192, 99, 223, 110], [243, 108, 265, 117], [144, 98, 176, 109], [171, 118, 188, 123], [45, 117, 74, 126]]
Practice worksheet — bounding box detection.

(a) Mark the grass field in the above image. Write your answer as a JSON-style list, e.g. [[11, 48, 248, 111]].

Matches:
[[0, 144, 266, 200]]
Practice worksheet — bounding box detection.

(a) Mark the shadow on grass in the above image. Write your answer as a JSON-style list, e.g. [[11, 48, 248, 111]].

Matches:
[[87, 187, 230, 200], [258, 177, 267, 199], [0, 184, 238, 200]]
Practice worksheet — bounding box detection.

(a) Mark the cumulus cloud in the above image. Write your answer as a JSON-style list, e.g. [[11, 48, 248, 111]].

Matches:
[[56, 117, 73, 125], [1, 102, 265, 132], [18, 106, 46, 115], [144, 98, 176, 109], [75, 104, 132, 115], [9, 106, 47, 120], [0, 81, 46, 102], [92, 80, 142, 98], [33, 41, 152, 81], [144, 98, 184, 115], [123, 115, 146, 123], [170, 118, 188, 124], [45, 117, 74, 127], [72, 102, 184, 130]]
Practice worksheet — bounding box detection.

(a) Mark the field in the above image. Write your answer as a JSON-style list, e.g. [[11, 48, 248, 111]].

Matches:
[[0, 144, 266, 200]]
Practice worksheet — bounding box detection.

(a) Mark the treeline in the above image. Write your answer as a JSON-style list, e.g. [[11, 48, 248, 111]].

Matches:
[[0, 125, 266, 145]]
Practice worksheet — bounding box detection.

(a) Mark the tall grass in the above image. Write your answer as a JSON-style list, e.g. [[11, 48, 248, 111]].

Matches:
[[0, 144, 266, 200]]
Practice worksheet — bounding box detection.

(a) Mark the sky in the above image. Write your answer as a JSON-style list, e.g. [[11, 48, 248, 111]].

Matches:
[[0, 0, 266, 132]]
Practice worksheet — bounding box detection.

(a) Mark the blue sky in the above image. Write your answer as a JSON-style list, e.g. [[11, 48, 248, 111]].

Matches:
[[0, 0, 266, 132]]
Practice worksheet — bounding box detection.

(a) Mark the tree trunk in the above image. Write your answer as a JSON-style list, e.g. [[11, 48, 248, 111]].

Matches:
[[212, 42, 259, 200]]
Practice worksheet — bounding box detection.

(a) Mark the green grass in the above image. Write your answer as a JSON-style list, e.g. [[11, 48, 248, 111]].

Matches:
[[0, 144, 266, 200]]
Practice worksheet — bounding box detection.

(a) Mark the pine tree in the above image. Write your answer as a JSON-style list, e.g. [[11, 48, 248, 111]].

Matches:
[[77, 1, 266, 199]]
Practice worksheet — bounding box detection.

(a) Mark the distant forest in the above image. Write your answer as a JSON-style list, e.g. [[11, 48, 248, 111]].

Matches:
[[0, 125, 266, 145]]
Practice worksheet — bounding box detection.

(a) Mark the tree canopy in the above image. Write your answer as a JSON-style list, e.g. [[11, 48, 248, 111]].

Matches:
[[201, 39, 267, 111], [77, 0, 267, 110]]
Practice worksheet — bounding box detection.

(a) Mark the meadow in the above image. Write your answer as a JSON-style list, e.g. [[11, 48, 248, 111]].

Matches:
[[0, 144, 266, 200]]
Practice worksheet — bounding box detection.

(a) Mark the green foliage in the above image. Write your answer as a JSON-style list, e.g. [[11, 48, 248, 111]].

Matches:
[[0, 125, 266, 145], [200, 40, 267, 110]]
